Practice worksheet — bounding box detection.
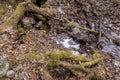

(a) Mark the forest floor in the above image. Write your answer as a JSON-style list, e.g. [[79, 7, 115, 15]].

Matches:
[[0, 0, 120, 80]]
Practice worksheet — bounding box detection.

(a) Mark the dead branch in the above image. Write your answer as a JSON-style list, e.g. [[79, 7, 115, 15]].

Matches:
[[64, 18, 98, 34]]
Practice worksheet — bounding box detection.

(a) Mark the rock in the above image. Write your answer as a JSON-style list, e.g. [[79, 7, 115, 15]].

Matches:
[[22, 17, 35, 28], [0, 62, 9, 78], [6, 70, 15, 78], [34, 21, 50, 31], [81, 53, 88, 57], [72, 28, 81, 34], [19, 72, 24, 80]]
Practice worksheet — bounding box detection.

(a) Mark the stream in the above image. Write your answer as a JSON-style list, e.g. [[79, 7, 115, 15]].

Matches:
[[51, 27, 120, 79]]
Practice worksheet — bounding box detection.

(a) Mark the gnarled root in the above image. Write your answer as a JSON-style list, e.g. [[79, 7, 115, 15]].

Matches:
[[0, 1, 54, 34]]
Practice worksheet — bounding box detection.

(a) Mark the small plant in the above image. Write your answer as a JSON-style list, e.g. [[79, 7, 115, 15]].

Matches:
[[18, 25, 26, 35]]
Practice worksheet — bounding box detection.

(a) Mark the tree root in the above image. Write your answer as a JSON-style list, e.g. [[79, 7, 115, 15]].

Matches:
[[82, 58, 102, 68], [39, 68, 53, 80], [0, 1, 54, 34], [26, 50, 106, 79], [59, 61, 90, 75], [0, 2, 28, 33]]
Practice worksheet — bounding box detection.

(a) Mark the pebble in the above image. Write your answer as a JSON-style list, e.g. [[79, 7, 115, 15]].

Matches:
[[6, 70, 15, 78], [19, 71, 24, 80]]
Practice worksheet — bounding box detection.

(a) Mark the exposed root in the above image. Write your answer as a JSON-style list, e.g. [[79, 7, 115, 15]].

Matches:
[[82, 58, 102, 68], [0, 1, 54, 34], [59, 61, 90, 75], [26, 50, 106, 79]]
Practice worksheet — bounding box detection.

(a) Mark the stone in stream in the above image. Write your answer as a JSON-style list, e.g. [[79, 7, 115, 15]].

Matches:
[[72, 28, 89, 42]]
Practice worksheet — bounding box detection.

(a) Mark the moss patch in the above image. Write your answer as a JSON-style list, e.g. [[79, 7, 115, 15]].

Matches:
[[26, 52, 38, 60], [0, 5, 5, 17], [25, 50, 107, 79]]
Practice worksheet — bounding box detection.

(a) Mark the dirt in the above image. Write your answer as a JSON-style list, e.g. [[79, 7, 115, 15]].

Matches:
[[0, 0, 120, 80]]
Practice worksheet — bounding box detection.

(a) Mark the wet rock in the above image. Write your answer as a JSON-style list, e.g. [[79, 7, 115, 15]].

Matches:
[[71, 50, 80, 55], [6, 70, 15, 78], [72, 28, 89, 42], [52, 34, 80, 50], [81, 53, 88, 57], [60, 38, 80, 49]]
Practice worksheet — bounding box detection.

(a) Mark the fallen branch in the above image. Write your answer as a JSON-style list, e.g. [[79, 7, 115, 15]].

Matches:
[[64, 18, 98, 34]]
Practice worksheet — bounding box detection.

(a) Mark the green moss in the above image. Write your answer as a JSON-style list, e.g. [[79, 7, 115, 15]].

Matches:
[[44, 50, 72, 60], [59, 51, 72, 60], [72, 56, 90, 62], [18, 25, 26, 35], [40, 30, 46, 35], [26, 52, 38, 60], [44, 50, 72, 69], [82, 58, 102, 68], [0, 5, 5, 17], [47, 60, 60, 69], [36, 14, 46, 21], [45, 51, 59, 60]]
